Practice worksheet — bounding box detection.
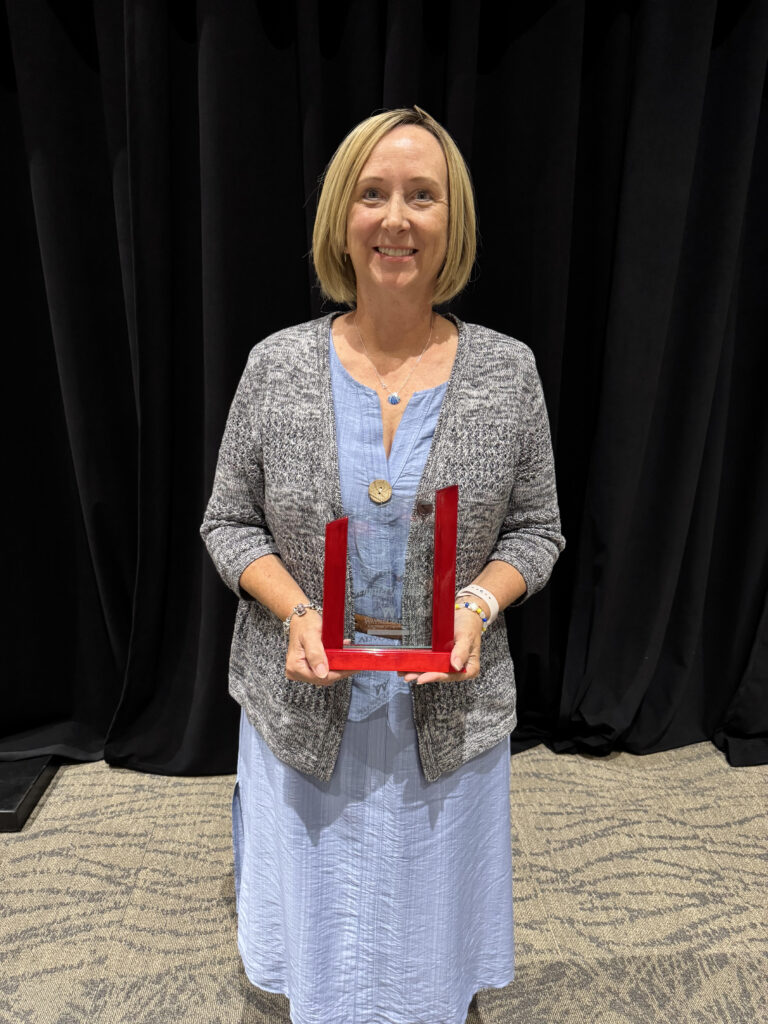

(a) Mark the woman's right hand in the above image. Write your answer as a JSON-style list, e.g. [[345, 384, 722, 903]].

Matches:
[[285, 612, 355, 686]]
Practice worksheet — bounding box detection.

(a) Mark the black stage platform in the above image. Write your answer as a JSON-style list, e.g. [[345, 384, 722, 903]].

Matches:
[[0, 757, 59, 831]]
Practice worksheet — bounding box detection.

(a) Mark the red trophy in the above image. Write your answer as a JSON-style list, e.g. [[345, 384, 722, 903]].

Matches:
[[322, 484, 461, 672]]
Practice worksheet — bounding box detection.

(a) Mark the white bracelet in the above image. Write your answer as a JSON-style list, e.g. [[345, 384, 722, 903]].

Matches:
[[457, 584, 499, 626]]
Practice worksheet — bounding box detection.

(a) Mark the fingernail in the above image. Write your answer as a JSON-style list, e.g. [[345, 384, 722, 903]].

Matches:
[[315, 664, 328, 679]]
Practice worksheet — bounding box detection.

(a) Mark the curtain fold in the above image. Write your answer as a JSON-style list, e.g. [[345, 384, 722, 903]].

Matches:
[[554, 0, 768, 755], [2, 0, 766, 774], [3, 0, 134, 759]]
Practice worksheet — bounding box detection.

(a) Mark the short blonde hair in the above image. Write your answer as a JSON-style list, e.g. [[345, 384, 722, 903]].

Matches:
[[312, 107, 476, 307]]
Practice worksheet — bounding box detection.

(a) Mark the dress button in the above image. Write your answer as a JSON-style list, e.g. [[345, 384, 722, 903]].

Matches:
[[368, 479, 392, 504]]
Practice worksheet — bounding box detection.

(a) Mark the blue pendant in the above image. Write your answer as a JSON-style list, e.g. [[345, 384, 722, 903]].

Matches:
[[388, 393, 401, 405]]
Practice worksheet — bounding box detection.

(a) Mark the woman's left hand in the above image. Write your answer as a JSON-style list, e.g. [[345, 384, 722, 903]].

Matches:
[[401, 607, 485, 686]]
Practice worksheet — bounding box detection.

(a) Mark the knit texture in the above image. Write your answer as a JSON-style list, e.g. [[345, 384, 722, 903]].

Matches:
[[200, 313, 565, 782]]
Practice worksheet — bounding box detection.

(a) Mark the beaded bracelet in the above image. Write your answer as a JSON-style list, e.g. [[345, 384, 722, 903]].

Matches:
[[457, 583, 499, 626], [455, 600, 489, 633]]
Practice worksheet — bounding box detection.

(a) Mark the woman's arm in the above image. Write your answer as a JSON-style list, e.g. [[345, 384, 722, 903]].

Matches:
[[239, 553, 308, 620], [470, 559, 528, 610], [239, 554, 353, 686], [486, 351, 565, 603], [402, 560, 526, 686], [405, 351, 563, 686], [200, 348, 279, 596], [201, 349, 351, 688]]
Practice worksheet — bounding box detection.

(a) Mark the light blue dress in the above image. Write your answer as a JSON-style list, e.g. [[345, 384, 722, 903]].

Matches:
[[232, 331, 515, 1024]]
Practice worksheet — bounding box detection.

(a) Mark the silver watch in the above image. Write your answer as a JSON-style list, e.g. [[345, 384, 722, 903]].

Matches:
[[283, 602, 322, 638]]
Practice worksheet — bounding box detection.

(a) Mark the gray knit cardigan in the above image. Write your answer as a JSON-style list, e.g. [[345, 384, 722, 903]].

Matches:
[[200, 313, 564, 782]]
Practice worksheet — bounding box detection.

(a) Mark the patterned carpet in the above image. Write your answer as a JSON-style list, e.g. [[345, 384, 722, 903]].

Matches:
[[0, 741, 765, 1023]]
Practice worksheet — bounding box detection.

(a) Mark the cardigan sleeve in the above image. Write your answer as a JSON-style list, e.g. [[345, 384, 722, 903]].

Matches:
[[199, 347, 279, 599], [488, 351, 565, 604]]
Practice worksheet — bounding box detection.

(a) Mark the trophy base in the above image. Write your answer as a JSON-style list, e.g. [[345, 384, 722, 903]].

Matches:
[[325, 647, 462, 673]]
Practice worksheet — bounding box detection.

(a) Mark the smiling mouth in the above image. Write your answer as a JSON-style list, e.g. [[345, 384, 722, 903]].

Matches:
[[375, 247, 417, 256]]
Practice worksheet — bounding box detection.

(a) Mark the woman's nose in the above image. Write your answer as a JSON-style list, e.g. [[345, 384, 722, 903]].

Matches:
[[382, 194, 409, 230]]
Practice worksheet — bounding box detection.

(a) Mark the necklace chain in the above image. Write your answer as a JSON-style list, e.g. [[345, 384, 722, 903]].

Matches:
[[352, 313, 434, 406]]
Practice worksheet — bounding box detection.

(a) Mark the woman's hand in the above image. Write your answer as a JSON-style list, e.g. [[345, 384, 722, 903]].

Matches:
[[285, 612, 355, 687], [402, 606, 485, 686]]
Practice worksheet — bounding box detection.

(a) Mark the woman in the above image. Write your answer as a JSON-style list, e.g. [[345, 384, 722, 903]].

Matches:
[[201, 106, 564, 1024]]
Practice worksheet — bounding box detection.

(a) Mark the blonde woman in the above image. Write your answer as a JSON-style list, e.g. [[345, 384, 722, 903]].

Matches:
[[201, 106, 564, 1024]]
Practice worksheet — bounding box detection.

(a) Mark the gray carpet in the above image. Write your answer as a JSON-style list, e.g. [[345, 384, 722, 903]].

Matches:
[[0, 741, 765, 1023]]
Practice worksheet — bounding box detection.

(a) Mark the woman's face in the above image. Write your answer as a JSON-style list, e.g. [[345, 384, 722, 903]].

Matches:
[[345, 125, 449, 307]]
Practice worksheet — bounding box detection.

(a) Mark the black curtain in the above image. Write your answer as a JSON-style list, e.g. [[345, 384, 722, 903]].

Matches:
[[2, 0, 766, 774]]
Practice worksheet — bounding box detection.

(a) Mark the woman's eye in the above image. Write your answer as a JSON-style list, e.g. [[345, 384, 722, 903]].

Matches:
[[362, 188, 381, 200], [413, 190, 432, 201]]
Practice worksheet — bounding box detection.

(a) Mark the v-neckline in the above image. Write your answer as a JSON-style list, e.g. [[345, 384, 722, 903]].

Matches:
[[319, 312, 468, 539], [383, 386, 444, 489], [329, 326, 449, 464]]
